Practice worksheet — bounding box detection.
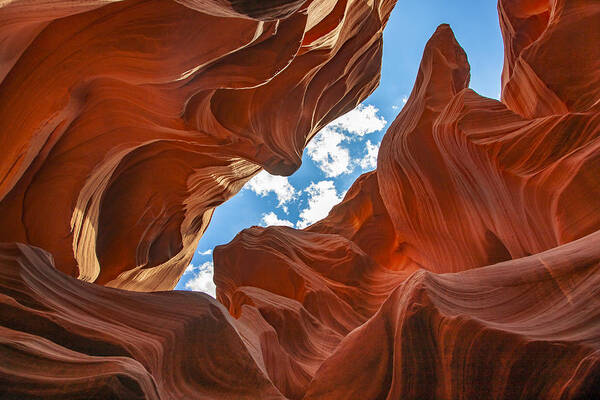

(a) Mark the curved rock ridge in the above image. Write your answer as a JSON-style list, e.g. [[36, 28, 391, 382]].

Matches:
[[306, 171, 418, 270], [304, 230, 600, 399], [213, 223, 412, 398], [499, 0, 600, 117], [209, 172, 418, 398], [1, 0, 600, 398], [0, 0, 395, 291], [378, 20, 600, 273], [2, 232, 598, 398], [210, 6, 600, 398], [0, 242, 287, 399]]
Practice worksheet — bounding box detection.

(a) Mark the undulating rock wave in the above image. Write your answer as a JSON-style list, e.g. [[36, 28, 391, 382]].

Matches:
[[0, 0, 394, 291], [1, 0, 599, 398], [0, 242, 286, 399], [215, 1, 600, 397]]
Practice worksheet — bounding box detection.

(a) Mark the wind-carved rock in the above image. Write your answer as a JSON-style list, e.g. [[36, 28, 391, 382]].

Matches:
[[217, 2, 600, 397], [0, 0, 394, 291], [0, 0, 599, 398]]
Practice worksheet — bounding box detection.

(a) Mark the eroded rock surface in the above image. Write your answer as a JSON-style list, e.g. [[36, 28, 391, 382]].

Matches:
[[0, 0, 394, 291], [1, 0, 599, 398], [215, 3, 600, 397]]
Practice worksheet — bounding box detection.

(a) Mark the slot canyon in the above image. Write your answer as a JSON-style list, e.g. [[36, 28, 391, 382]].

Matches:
[[0, 0, 599, 398]]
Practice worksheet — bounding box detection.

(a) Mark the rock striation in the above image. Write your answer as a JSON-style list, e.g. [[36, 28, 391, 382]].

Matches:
[[1, 0, 599, 398], [0, 242, 287, 399], [214, 1, 600, 397], [0, 0, 394, 291]]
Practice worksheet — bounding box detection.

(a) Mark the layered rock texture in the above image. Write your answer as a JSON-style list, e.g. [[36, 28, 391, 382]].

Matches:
[[1, 0, 599, 399], [0, 0, 394, 291]]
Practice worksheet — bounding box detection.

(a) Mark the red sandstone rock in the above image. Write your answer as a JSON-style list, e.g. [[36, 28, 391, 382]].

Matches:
[[213, 4, 600, 397], [377, 21, 600, 273], [1, 0, 599, 398], [304, 230, 600, 399], [213, 224, 410, 397], [0, 0, 394, 291], [0, 242, 287, 399], [499, 0, 600, 117], [306, 171, 418, 271]]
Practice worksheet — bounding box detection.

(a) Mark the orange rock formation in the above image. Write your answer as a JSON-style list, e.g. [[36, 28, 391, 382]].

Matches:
[[0, 0, 394, 291], [1, 0, 599, 398]]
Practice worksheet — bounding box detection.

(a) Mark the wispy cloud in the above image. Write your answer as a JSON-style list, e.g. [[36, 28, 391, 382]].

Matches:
[[245, 170, 297, 208], [306, 127, 352, 178], [184, 263, 198, 274], [329, 104, 387, 136], [392, 96, 408, 110], [357, 140, 380, 170], [184, 261, 216, 297], [198, 249, 212, 256], [296, 180, 344, 229], [261, 211, 294, 227]]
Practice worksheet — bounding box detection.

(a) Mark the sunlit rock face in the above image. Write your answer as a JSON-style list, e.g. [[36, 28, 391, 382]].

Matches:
[[0, 0, 394, 291], [1, 0, 600, 399]]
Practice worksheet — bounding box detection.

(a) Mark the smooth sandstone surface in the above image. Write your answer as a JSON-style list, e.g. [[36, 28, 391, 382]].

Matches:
[[1, 0, 599, 398], [0, 0, 394, 291]]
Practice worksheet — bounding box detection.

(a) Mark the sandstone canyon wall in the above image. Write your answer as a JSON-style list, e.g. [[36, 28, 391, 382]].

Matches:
[[1, 0, 600, 399], [0, 0, 394, 291]]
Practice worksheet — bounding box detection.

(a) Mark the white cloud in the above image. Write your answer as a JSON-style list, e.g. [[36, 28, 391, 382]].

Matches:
[[184, 263, 197, 274], [198, 249, 212, 256], [245, 170, 297, 207], [184, 261, 216, 297], [306, 104, 386, 178], [296, 180, 344, 229], [261, 211, 294, 227], [392, 97, 408, 111], [306, 127, 352, 178], [329, 104, 387, 136], [358, 140, 380, 170]]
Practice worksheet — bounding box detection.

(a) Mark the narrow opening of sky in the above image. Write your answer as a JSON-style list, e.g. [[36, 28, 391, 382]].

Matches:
[[176, 0, 504, 295]]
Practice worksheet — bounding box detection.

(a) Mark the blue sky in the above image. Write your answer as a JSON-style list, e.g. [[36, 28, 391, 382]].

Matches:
[[177, 0, 504, 294]]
